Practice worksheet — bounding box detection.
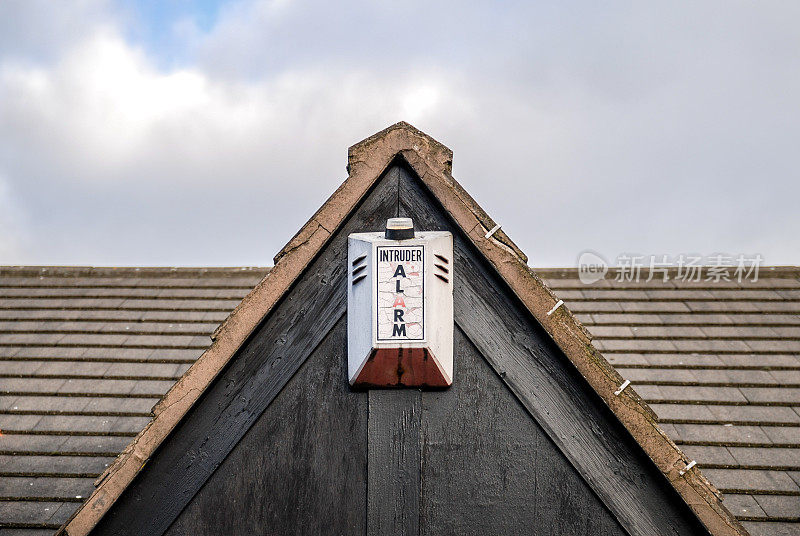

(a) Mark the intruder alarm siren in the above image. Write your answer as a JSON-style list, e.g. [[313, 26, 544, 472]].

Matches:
[[347, 218, 453, 388]]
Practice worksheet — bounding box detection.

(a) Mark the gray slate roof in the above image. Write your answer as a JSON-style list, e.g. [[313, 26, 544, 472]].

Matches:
[[539, 268, 800, 536], [0, 265, 797, 535], [0, 267, 268, 534]]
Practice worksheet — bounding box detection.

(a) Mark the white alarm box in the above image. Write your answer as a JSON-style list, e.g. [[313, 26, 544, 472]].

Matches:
[[347, 219, 453, 388]]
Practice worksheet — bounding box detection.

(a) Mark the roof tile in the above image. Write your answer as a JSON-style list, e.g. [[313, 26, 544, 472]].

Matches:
[[2, 266, 796, 532], [0, 267, 270, 532], [541, 268, 800, 531]]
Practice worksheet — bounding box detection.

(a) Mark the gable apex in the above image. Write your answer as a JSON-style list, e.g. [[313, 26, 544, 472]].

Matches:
[[347, 121, 453, 177], [275, 121, 527, 265]]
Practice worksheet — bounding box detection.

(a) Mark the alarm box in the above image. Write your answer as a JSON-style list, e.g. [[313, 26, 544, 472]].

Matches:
[[347, 218, 453, 388]]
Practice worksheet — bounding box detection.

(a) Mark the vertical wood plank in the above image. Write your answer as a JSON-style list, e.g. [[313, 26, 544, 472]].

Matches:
[[368, 389, 421, 536], [420, 326, 626, 536], [164, 317, 368, 536]]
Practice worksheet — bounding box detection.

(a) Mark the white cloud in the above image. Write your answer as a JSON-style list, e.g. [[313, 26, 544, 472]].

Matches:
[[0, 10, 471, 264], [1, 25, 468, 183], [0, 176, 28, 260], [0, 1, 798, 265], [0, 0, 114, 61]]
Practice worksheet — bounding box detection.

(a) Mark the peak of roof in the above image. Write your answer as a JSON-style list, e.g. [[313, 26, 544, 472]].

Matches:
[[275, 121, 526, 265], [347, 121, 453, 176]]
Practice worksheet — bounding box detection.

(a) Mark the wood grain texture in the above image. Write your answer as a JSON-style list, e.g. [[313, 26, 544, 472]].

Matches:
[[367, 389, 421, 536], [420, 326, 625, 536], [396, 162, 710, 536], [163, 317, 368, 536], [91, 168, 399, 536]]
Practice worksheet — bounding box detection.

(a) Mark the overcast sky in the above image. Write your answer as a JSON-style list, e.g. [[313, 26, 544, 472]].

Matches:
[[0, 1, 798, 267]]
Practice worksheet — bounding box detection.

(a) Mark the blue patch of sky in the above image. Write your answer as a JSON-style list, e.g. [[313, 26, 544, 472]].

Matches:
[[115, 0, 224, 69]]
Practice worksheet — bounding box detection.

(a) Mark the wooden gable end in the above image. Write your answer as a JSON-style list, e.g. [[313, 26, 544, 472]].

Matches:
[[89, 161, 710, 536]]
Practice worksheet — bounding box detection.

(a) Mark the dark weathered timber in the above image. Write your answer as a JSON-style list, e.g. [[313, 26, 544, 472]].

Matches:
[[164, 317, 368, 536], [367, 389, 421, 536], [92, 169, 400, 536], [420, 326, 626, 535], [396, 162, 710, 536]]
